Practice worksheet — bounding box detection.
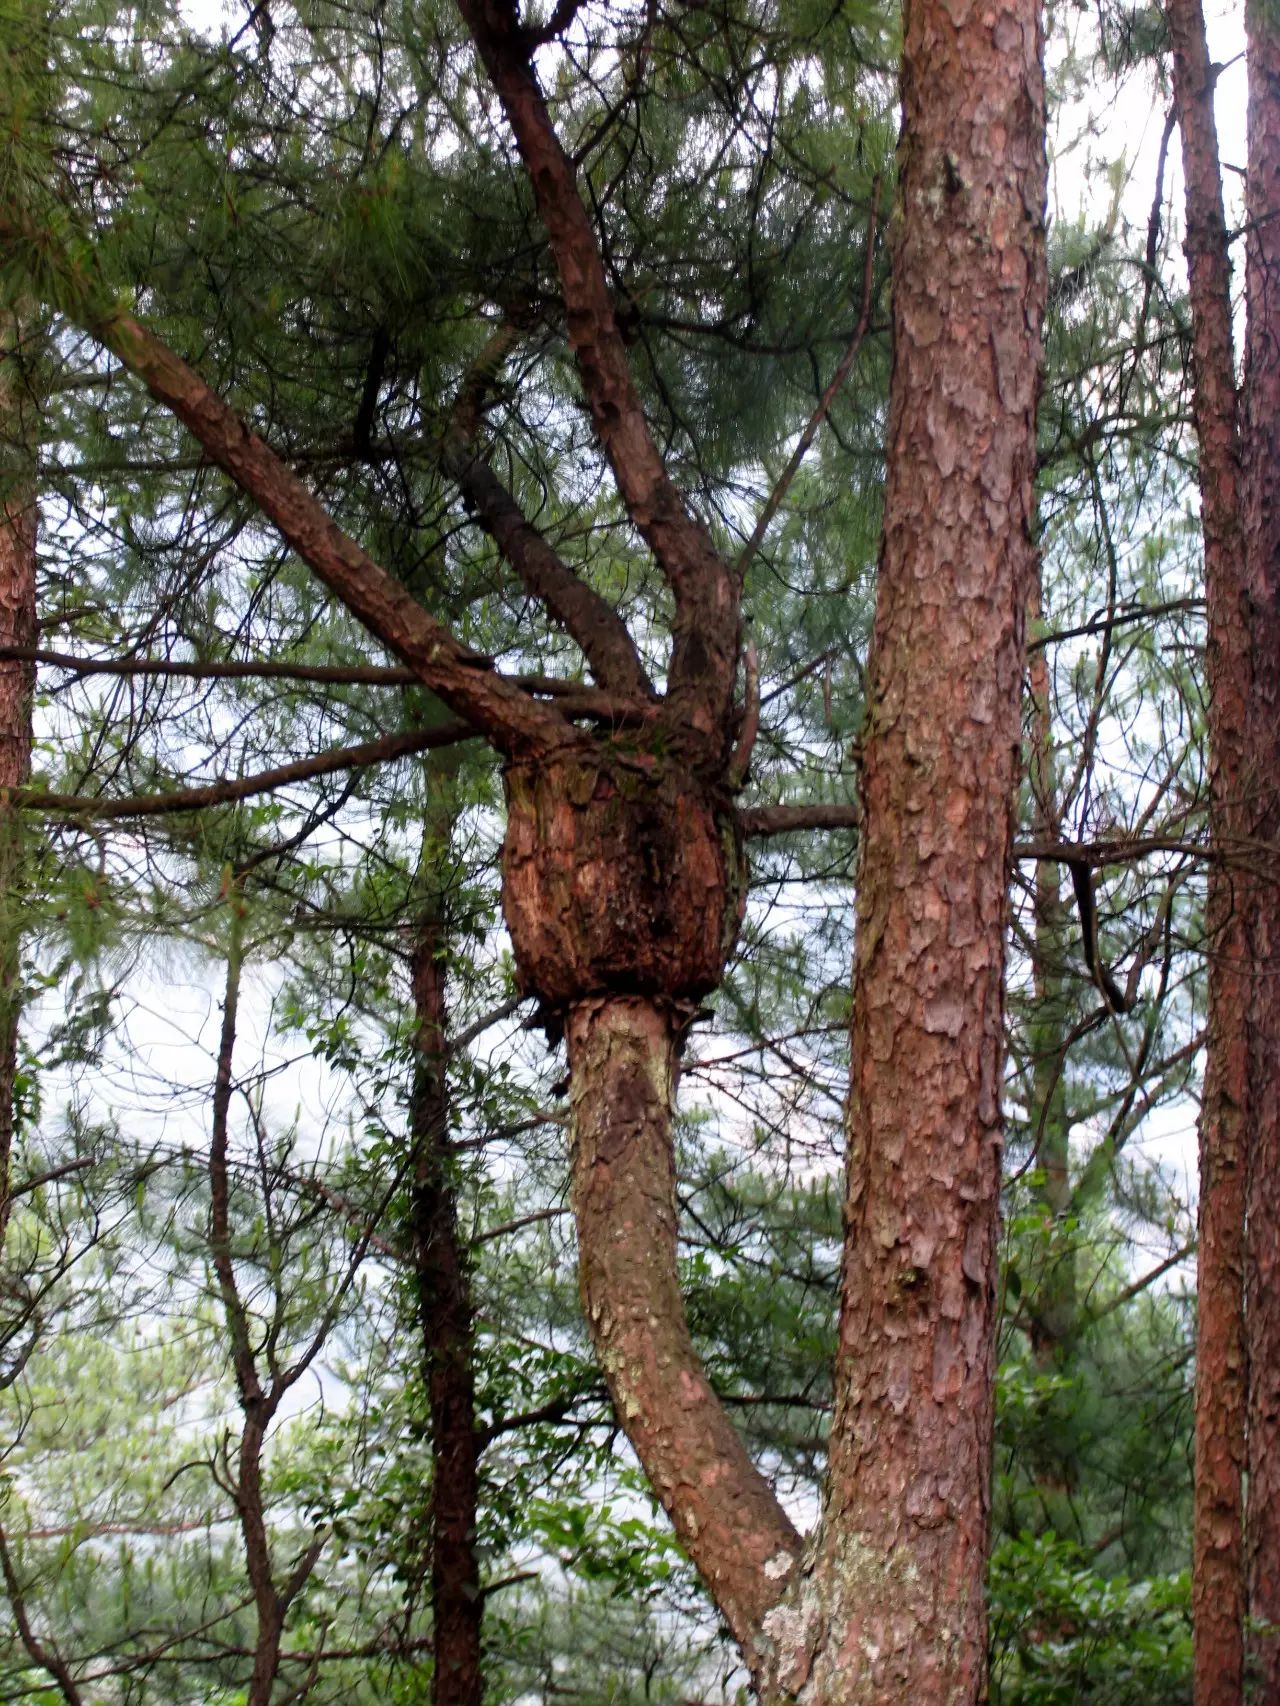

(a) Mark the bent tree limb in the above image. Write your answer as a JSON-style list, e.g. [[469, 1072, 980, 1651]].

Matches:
[[0, 209, 573, 759], [442, 325, 654, 702], [1164, 0, 1250, 1693], [565, 996, 800, 1676]]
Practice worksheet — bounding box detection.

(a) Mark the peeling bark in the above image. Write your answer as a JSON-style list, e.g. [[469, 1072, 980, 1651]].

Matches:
[[1165, 0, 1250, 1695], [499, 743, 798, 1680], [761, 0, 1048, 1690], [501, 752, 745, 1014]]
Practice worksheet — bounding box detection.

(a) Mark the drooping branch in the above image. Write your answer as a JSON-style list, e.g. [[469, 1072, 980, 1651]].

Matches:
[[1065, 859, 1134, 1015], [454, 0, 740, 742]]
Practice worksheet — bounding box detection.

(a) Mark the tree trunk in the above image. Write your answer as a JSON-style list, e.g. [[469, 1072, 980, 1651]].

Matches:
[[763, 0, 1047, 1691], [1024, 580, 1082, 1529], [1243, 0, 1280, 1689], [1165, 0, 1251, 1697], [565, 994, 800, 1679], [0, 315, 37, 1251], [409, 877, 484, 1706]]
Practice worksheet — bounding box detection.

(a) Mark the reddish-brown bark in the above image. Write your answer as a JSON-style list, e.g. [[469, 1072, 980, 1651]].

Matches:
[[12, 0, 1051, 1690], [442, 320, 654, 703], [564, 995, 800, 1676], [453, 0, 740, 747], [443, 441, 654, 703], [1243, 1, 1280, 1688], [0, 324, 37, 1250], [1165, 0, 1251, 1695], [759, 0, 1047, 1690], [501, 753, 745, 1013], [410, 884, 484, 1706]]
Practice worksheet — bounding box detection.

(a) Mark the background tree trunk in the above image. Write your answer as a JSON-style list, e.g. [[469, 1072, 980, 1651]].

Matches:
[[1244, 0, 1280, 1689], [0, 313, 37, 1252], [1165, 1, 1251, 1697], [409, 816, 484, 1706]]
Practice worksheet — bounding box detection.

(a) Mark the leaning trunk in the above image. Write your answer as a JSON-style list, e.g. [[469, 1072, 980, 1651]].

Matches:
[[565, 994, 799, 1676]]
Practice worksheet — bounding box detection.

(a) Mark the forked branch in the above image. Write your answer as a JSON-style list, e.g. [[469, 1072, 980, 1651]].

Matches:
[[455, 0, 740, 738]]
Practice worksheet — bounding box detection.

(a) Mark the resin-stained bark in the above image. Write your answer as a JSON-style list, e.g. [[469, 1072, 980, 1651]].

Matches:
[[762, 0, 1047, 1689], [0, 318, 37, 1249], [1165, 0, 1250, 1695], [1243, 0, 1280, 1689]]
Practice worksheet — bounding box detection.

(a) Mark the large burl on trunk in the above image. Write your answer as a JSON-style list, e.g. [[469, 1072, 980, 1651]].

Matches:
[[501, 749, 746, 1013]]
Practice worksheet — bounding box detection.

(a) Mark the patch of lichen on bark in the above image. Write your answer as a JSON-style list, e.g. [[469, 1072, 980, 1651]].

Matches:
[[760, 1529, 938, 1705]]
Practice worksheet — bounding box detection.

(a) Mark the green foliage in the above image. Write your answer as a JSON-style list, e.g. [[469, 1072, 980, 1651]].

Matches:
[[991, 1535, 1191, 1704]]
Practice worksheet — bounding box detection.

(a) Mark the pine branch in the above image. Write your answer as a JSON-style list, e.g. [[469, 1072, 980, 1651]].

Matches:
[[7, 724, 476, 821]]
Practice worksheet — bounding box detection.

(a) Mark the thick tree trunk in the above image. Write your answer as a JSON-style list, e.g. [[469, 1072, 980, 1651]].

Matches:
[[1243, 1, 1280, 1689], [0, 318, 37, 1250], [1165, 0, 1250, 1697], [409, 892, 484, 1706], [762, 0, 1047, 1693]]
